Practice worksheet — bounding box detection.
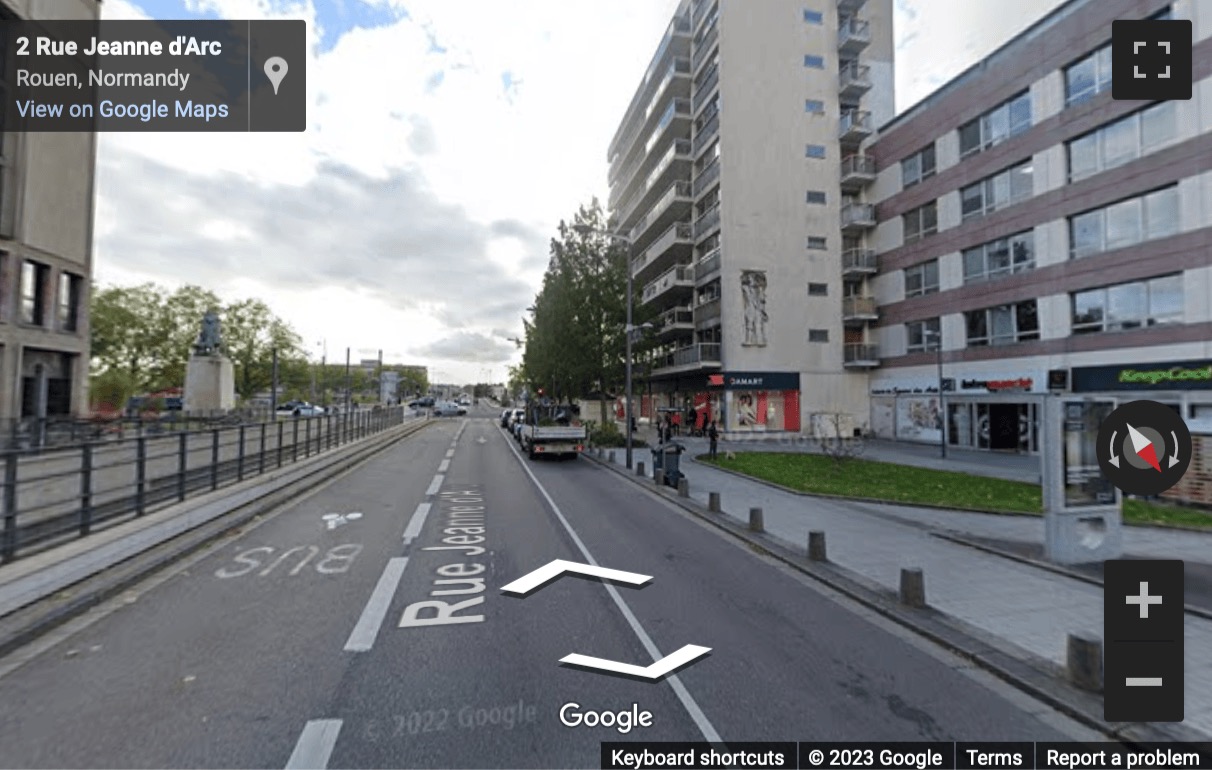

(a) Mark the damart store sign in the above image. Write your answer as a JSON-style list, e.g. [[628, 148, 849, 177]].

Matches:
[[1071, 360, 1212, 392], [705, 372, 801, 391]]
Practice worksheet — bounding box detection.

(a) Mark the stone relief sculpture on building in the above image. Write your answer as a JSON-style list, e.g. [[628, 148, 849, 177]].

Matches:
[[741, 270, 768, 347]]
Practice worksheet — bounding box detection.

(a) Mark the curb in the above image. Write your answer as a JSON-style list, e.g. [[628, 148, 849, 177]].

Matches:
[[581, 449, 1204, 744], [0, 419, 433, 659], [693, 454, 1212, 532]]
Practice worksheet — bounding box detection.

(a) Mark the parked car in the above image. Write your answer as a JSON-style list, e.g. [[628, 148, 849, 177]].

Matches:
[[500, 409, 512, 428]]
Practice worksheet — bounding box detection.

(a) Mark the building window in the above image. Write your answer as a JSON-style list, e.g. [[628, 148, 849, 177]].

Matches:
[[806, 144, 826, 159], [904, 260, 939, 298], [807, 236, 827, 250], [1067, 102, 1178, 182], [58, 272, 81, 332], [1069, 185, 1178, 258], [20, 260, 49, 326], [906, 318, 940, 353], [808, 282, 828, 296], [808, 329, 829, 342], [806, 190, 827, 204], [1064, 45, 1113, 106], [965, 300, 1040, 346], [1072, 274, 1183, 334], [803, 9, 823, 24], [804, 55, 825, 69], [901, 144, 936, 188], [963, 231, 1034, 284], [902, 201, 937, 244], [805, 99, 825, 114], [960, 160, 1034, 221], [958, 91, 1032, 158]]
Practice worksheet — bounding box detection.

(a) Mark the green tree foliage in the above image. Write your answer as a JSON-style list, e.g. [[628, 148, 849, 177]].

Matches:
[[90, 282, 309, 401]]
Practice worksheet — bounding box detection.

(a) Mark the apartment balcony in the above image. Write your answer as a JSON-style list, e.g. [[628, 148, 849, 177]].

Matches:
[[654, 305, 695, 338], [694, 247, 721, 284], [692, 63, 719, 114], [628, 179, 693, 248], [843, 344, 880, 368], [652, 342, 722, 376], [837, 0, 867, 20], [840, 247, 878, 277], [633, 221, 693, 282], [838, 109, 873, 147], [693, 111, 720, 157], [693, 156, 720, 198], [842, 296, 879, 325], [695, 296, 721, 326], [693, 202, 721, 241], [838, 17, 870, 55], [642, 265, 694, 306], [840, 201, 876, 234], [839, 154, 876, 192], [644, 98, 693, 158], [838, 63, 872, 102], [692, 18, 719, 74], [608, 83, 692, 208], [616, 139, 693, 233]]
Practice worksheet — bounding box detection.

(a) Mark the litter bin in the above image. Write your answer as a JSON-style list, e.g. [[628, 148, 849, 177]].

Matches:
[[651, 444, 665, 477], [663, 442, 685, 488]]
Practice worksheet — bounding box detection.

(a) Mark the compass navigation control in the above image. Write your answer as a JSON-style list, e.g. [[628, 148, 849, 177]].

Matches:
[[1096, 400, 1192, 497]]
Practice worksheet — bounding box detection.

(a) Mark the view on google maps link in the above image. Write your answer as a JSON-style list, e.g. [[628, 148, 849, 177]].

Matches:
[[0, 0, 1210, 768]]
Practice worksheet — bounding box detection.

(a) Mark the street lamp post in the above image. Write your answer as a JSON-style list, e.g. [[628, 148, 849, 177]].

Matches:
[[925, 329, 947, 459]]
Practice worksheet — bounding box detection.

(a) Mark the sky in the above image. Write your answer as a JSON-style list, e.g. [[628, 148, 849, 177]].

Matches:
[[95, 0, 1067, 386]]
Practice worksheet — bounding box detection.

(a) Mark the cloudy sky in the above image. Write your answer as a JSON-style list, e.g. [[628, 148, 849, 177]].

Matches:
[[96, 0, 1065, 385]]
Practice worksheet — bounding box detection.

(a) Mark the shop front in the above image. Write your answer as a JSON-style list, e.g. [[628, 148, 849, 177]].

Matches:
[[1068, 358, 1212, 428], [871, 372, 1046, 453], [704, 371, 802, 434]]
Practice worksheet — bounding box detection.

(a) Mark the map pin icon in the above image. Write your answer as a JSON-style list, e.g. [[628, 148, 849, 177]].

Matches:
[[264, 57, 288, 95]]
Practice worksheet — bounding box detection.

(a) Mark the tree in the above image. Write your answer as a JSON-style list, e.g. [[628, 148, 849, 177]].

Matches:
[[223, 298, 305, 400], [816, 412, 866, 467]]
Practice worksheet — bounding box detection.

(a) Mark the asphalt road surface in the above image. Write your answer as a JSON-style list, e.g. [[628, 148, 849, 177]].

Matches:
[[0, 408, 1104, 769]]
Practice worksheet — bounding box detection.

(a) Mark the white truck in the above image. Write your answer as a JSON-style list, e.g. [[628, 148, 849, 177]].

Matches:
[[519, 404, 587, 460]]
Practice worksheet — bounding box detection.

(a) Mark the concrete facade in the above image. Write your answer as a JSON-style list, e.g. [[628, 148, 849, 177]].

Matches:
[[867, 0, 1212, 452], [607, 0, 894, 437], [0, 0, 100, 421]]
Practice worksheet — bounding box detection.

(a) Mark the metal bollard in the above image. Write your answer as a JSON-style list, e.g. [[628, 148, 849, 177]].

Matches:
[[808, 531, 827, 561], [708, 492, 720, 512], [655, 469, 665, 486], [608, 450, 616, 464], [1066, 633, 1103, 692], [678, 477, 689, 497], [636, 461, 645, 477], [749, 507, 764, 532], [899, 568, 926, 608]]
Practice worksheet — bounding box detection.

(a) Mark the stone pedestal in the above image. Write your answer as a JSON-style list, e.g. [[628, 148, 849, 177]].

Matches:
[[184, 354, 235, 413]]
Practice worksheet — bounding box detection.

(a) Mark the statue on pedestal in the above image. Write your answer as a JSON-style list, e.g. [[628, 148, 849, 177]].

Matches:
[[193, 310, 223, 356]]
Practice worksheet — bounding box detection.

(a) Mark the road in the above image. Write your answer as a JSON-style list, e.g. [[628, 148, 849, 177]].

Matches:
[[0, 407, 1103, 769]]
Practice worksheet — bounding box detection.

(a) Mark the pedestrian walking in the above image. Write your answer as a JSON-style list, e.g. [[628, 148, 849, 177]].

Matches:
[[708, 421, 719, 460]]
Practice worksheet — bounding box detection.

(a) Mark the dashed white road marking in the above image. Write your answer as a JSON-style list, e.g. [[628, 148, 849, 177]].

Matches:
[[426, 474, 444, 496], [445, 449, 455, 458], [344, 558, 409, 652], [499, 431, 722, 743], [402, 503, 431, 545], [438, 459, 450, 472], [285, 719, 342, 769]]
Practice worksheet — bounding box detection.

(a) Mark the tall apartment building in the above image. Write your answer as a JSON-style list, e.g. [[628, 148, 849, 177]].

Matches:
[[0, 0, 99, 423], [606, 0, 893, 436], [867, 0, 1212, 456]]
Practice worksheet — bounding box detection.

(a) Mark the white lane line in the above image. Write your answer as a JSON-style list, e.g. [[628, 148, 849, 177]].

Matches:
[[344, 558, 410, 652], [403, 503, 431, 545], [285, 719, 342, 769], [438, 459, 451, 472], [500, 432, 722, 743], [445, 449, 455, 458], [426, 474, 444, 495]]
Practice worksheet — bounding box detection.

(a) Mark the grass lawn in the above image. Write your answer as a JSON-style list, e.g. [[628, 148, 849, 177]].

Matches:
[[703, 452, 1212, 529]]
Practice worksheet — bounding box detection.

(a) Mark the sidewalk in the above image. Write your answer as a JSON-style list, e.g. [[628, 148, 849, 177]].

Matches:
[[599, 445, 1212, 737]]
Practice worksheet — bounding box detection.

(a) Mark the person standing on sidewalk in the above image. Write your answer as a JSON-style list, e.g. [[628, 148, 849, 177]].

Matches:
[[708, 421, 719, 460]]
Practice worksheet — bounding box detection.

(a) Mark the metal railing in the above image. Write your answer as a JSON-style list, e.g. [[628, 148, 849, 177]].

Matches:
[[838, 17, 870, 48], [842, 247, 878, 272], [840, 154, 876, 178], [693, 111, 720, 156], [657, 305, 695, 329], [696, 296, 722, 323], [692, 18, 719, 72], [693, 64, 719, 113], [0, 407, 416, 563], [842, 296, 878, 318], [627, 180, 692, 244], [839, 109, 873, 139], [643, 265, 695, 303], [844, 344, 880, 362], [634, 221, 693, 277], [695, 248, 721, 282], [693, 156, 720, 198], [655, 343, 722, 371], [694, 202, 721, 240], [841, 202, 876, 227], [839, 62, 872, 91]]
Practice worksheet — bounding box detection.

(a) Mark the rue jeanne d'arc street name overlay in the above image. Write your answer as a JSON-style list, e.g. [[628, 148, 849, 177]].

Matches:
[[0, 20, 305, 132]]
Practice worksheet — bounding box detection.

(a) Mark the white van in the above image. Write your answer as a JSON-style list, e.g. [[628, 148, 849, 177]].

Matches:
[[432, 401, 466, 417]]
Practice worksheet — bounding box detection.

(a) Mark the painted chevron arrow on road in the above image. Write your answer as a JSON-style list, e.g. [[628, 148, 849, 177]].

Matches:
[[500, 559, 652, 596], [560, 644, 712, 680]]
